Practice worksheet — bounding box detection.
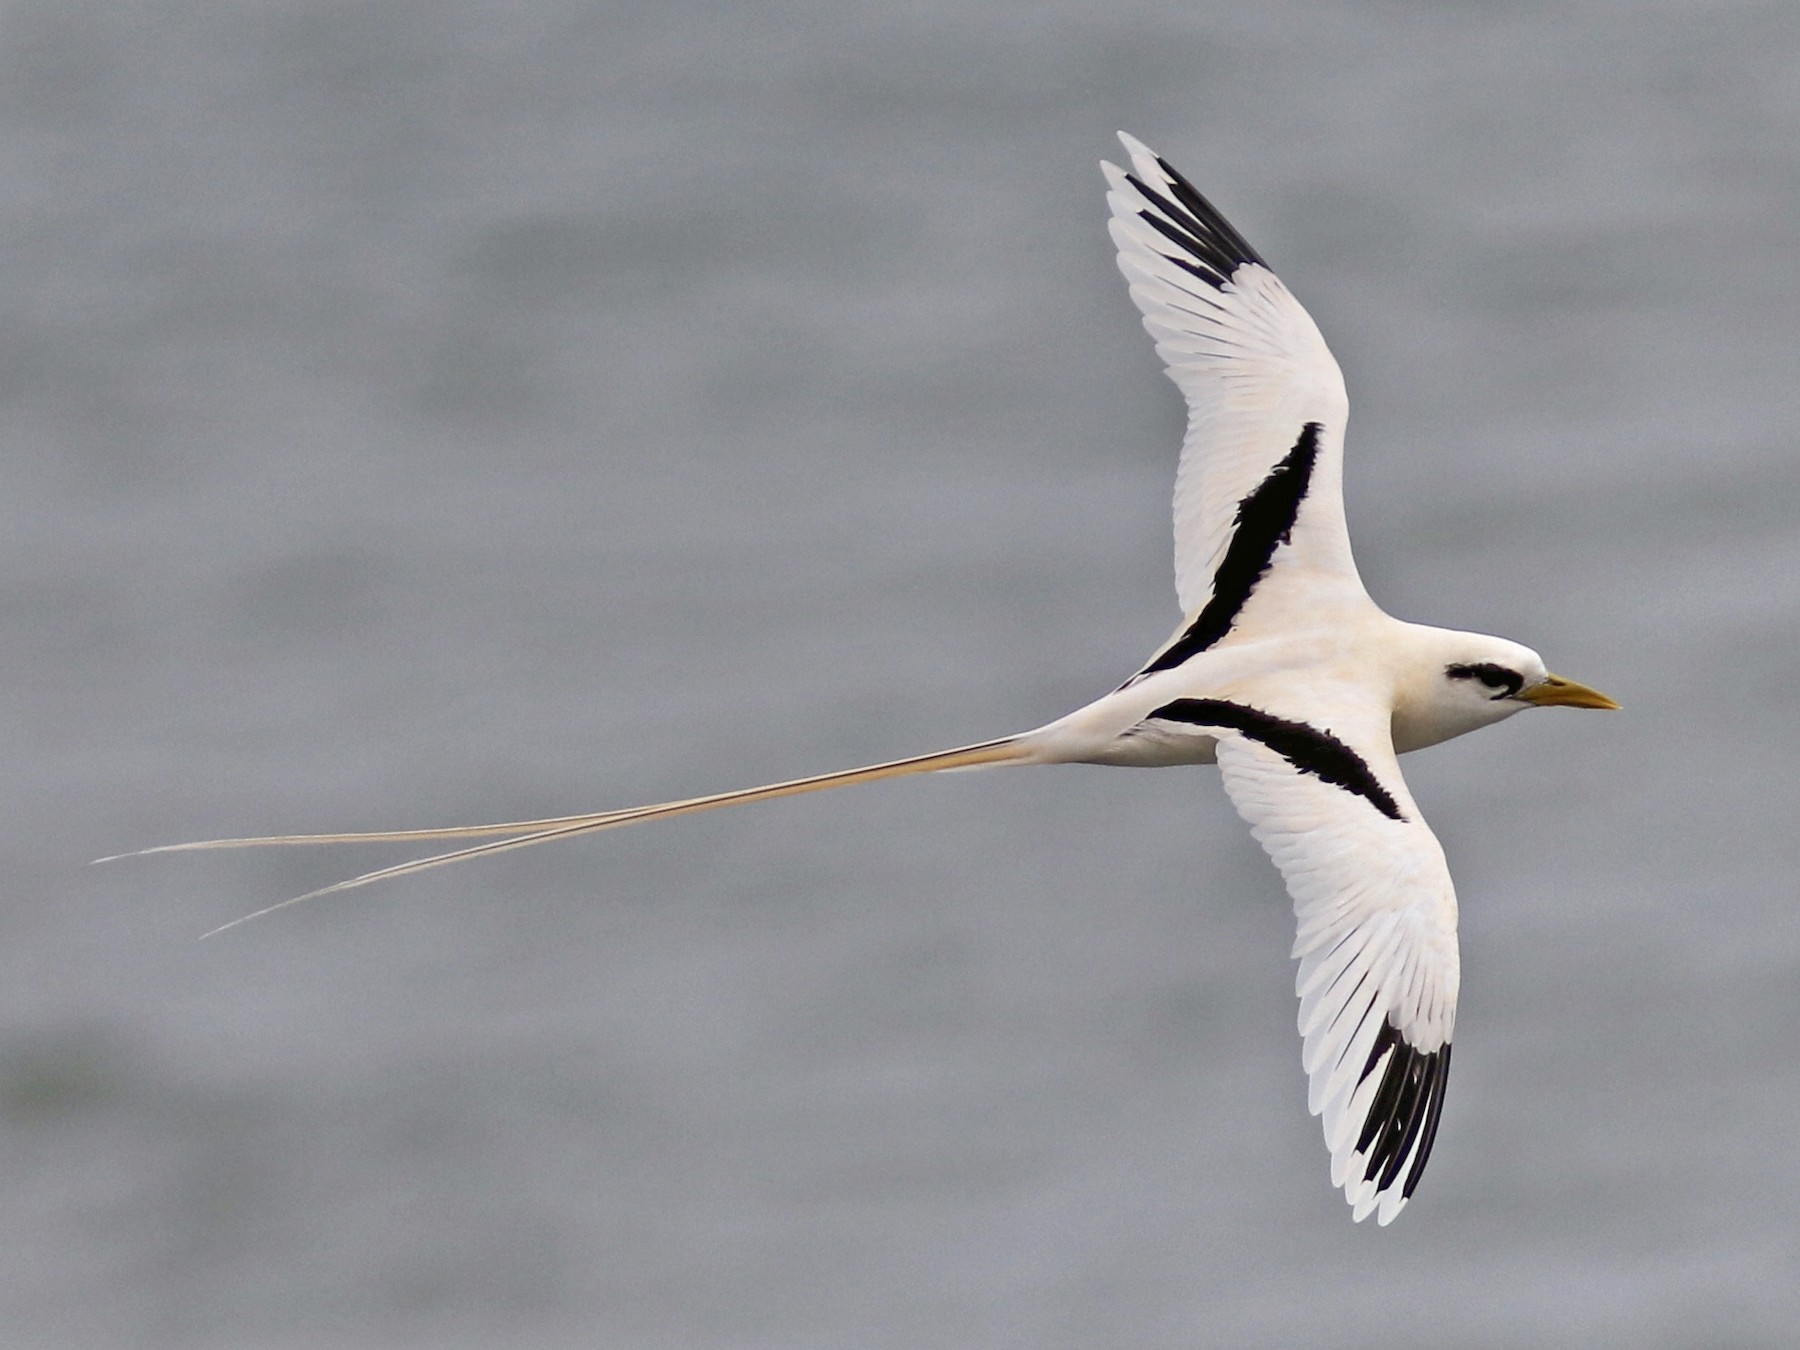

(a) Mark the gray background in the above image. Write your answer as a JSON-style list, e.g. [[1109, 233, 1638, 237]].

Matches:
[[14, 1, 1800, 1346]]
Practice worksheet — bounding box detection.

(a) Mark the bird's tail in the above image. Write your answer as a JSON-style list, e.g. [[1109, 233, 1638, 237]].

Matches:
[[104, 735, 1037, 935]]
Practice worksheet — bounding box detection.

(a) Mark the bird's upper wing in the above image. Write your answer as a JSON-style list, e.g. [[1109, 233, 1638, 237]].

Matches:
[[1149, 694, 1459, 1223], [1104, 135, 1363, 619]]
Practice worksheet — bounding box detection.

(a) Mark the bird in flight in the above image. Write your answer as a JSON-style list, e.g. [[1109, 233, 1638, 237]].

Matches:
[[121, 134, 1617, 1224]]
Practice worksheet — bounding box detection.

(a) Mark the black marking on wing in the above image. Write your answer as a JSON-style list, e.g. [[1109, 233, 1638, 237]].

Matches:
[[1446, 662, 1524, 700], [1355, 1020, 1452, 1201], [1146, 698, 1405, 822], [1130, 424, 1323, 683], [1124, 156, 1266, 289]]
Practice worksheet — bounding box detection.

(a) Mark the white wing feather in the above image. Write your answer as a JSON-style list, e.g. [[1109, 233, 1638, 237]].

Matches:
[[1212, 710, 1459, 1225], [1104, 134, 1360, 614]]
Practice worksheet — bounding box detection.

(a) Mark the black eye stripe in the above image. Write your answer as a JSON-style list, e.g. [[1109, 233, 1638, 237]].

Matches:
[[1445, 663, 1523, 699]]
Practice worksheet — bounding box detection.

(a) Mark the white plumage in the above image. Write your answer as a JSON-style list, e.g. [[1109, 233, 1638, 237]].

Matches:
[[114, 134, 1618, 1224], [1104, 135, 1357, 616], [1217, 706, 1456, 1225]]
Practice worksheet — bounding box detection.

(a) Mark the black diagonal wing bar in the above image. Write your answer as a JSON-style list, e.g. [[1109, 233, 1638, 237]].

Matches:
[[1145, 697, 1404, 821], [1130, 423, 1322, 683]]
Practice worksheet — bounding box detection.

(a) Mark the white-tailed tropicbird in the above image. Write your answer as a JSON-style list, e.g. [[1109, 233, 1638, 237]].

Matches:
[[118, 135, 1618, 1224]]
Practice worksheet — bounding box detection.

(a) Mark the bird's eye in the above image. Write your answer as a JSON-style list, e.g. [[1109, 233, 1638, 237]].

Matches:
[[1445, 663, 1524, 699]]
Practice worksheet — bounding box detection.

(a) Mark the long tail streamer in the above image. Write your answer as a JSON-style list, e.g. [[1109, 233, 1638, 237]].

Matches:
[[101, 737, 1033, 936]]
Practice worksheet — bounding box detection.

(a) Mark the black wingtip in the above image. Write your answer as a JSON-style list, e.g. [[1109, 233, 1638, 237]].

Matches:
[[1355, 1021, 1452, 1201], [1148, 150, 1266, 272], [1116, 137, 1266, 286]]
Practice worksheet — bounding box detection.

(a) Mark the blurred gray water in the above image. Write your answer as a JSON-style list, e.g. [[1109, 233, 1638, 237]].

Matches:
[[11, 2, 1800, 1346]]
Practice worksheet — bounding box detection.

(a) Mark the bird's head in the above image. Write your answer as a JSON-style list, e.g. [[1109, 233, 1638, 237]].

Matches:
[[1393, 630, 1619, 752]]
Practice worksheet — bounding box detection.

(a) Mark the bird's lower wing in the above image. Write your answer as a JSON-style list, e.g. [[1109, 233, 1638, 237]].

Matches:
[[1155, 696, 1460, 1223]]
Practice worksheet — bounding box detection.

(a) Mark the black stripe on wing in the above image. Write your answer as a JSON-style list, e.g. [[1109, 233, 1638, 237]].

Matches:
[[1355, 1020, 1452, 1201], [1144, 698, 1405, 822], [1124, 156, 1266, 289], [1128, 424, 1321, 683]]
